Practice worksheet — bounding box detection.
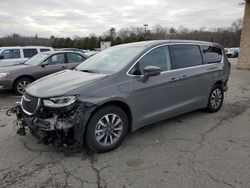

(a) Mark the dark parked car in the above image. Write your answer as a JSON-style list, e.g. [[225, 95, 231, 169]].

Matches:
[[10, 40, 230, 152], [0, 51, 87, 94]]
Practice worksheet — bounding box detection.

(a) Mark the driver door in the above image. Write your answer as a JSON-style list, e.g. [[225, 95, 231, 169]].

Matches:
[[34, 53, 67, 79], [129, 45, 181, 128]]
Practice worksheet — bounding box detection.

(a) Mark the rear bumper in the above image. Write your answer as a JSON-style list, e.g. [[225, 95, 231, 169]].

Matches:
[[223, 80, 229, 92]]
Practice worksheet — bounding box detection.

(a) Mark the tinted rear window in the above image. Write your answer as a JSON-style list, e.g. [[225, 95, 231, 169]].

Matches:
[[40, 48, 51, 52], [23, 49, 38, 58], [200, 46, 222, 64], [170, 45, 203, 69]]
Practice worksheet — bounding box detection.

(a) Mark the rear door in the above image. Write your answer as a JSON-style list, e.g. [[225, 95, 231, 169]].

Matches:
[[66, 52, 87, 69], [34, 53, 67, 79], [169, 44, 209, 110]]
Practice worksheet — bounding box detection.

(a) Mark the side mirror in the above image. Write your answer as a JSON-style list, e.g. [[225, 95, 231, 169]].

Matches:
[[142, 66, 161, 82], [41, 61, 48, 68], [0, 55, 4, 60]]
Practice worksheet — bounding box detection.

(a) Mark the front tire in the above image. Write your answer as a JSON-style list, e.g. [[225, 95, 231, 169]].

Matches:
[[206, 84, 224, 113], [85, 106, 128, 152], [14, 77, 32, 95]]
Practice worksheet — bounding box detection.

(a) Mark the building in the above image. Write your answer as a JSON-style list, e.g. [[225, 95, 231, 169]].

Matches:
[[238, 0, 250, 69]]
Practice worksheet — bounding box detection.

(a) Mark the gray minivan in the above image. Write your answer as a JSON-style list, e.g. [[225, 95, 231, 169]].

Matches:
[[10, 40, 230, 152]]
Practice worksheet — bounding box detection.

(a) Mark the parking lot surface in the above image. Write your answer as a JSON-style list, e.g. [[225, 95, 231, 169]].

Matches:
[[0, 58, 250, 188]]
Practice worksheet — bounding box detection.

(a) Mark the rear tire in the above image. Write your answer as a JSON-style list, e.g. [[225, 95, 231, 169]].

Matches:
[[206, 84, 224, 113], [85, 106, 128, 153], [14, 77, 32, 95]]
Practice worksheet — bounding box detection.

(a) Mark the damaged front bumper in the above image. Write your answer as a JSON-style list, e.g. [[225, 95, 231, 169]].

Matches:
[[7, 101, 97, 147]]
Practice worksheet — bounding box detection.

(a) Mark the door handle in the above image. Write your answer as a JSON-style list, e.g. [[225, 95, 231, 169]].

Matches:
[[207, 67, 217, 71], [170, 77, 179, 81], [170, 75, 186, 81]]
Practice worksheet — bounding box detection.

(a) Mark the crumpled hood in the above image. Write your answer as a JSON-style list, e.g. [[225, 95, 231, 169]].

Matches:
[[26, 70, 108, 98]]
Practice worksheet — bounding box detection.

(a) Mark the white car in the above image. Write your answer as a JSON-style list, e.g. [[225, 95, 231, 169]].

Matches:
[[0, 46, 53, 67], [225, 47, 240, 58]]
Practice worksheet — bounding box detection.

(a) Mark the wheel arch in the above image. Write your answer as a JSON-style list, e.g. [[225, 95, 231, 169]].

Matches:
[[213, 80, 223, 87], [13, 75, 35, 88], [90, 100, 133, 132]]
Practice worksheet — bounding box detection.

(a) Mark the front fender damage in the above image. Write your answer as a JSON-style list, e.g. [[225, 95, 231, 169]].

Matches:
[[73, 103, 96, 145], [7, 101, 97, 147]]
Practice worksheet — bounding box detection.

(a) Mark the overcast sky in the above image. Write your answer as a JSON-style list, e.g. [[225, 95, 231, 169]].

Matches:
[[0, 0, 245, 38]]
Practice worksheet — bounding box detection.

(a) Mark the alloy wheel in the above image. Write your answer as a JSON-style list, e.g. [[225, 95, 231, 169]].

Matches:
[[17, 80, 30, 94], [95, 113, 123, 146], [211, 88, 222, 109]]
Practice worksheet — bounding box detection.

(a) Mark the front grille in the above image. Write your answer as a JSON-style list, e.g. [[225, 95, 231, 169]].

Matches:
[[21, 93, 40, 115]]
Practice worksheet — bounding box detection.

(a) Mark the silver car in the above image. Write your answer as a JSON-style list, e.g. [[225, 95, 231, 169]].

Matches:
[[9, 40, 230, 152], [0, 51, 87, 94]]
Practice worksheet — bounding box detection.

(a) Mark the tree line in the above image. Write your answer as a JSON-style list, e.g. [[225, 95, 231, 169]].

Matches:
[[0, 19, 242, 50]]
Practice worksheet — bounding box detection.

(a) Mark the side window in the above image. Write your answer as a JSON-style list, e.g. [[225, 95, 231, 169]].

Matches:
[[1, 49, 21, 59], [23, 49, 38, 58], [40, 48, 51, 52], [67, 53, 86, 63], [200, 46, 222, 64], [130, 46, 171, 75], [47, 54, 65, 65], [170, 45, 203, 69]]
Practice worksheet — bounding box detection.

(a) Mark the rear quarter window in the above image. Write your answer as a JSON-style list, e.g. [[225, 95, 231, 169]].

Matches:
[[67, 53, 86, 63], [170, 45, 203, 69], [40, 48, 51, 52], [200, 46, 222, 64]]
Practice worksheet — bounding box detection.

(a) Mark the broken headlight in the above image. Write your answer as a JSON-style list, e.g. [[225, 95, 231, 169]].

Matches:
[[43, 96, 77, 108]]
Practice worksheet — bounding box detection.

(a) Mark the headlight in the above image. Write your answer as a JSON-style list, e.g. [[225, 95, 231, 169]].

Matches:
[[0, 72, 10, 79], [43, 96, 77, 108]]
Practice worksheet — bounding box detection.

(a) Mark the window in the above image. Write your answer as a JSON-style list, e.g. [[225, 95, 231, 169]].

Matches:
[[47, 54, 65, 65], [200, 46, 222, 64], [40, 48, 51, 52], [1, 49, 21, 59], [67, 53, 86, 63], [23, 49, 38, 58], [170, 45, 203, 69], [130, 46, 171, 75], [24, 54, 49, 66]]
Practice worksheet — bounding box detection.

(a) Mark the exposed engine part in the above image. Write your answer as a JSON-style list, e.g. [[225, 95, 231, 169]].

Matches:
[[56, 120, 73, 132], [6, 102, 22, 117], [8, 101, 97, 148]]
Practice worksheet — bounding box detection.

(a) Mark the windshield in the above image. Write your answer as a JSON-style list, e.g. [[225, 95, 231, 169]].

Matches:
[[76, 45, 144, 74], [24, 53, 50, 66]]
